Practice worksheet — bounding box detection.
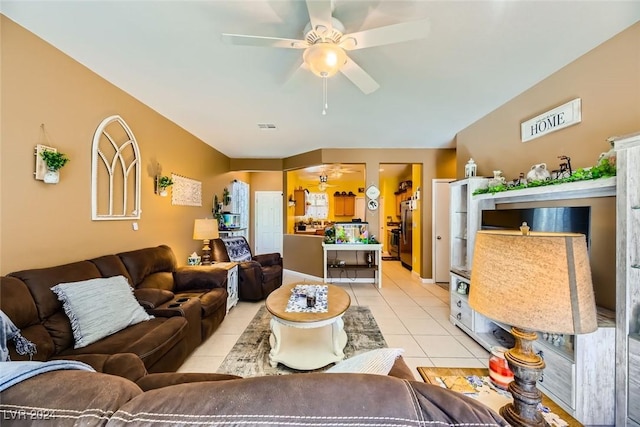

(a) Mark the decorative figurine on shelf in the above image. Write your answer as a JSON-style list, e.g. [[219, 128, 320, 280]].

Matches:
[[464, 158, 477, 178], [487, 170, 507, 188], [552, 155, 573, 179], [599, 137, 617, 167], [526, 163, 551, 183]]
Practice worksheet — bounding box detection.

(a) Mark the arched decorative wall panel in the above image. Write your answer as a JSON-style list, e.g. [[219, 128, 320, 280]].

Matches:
[[91, 115, 141, 220]]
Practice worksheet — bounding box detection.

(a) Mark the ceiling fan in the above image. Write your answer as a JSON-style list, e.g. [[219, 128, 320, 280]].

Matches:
[[313, 173, 338, 191], [222, 0, 430, 113]]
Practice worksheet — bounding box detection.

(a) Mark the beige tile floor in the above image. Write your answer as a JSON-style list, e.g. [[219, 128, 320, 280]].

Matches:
[[178, 260, 489, 381]]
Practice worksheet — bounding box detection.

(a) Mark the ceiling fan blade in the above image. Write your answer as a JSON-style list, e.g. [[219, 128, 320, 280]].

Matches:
[[340, 19, 430, 51], [305, 0, 333, 36], [340, 57, 380, 94], [222, 33, 307, 49]]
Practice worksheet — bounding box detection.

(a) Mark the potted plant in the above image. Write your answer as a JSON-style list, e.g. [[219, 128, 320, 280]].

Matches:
[[40, 150, 70, 184], [223, 187, 231, 206], [157, 176, 173, 196]]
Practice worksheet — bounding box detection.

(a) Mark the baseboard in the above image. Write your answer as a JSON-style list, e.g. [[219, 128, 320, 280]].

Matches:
[[416, 273, 434, 283], [283, 269, 323, 282]]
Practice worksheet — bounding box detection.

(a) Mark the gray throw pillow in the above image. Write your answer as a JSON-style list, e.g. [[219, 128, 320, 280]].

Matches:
[[51, 275, 153, 349]]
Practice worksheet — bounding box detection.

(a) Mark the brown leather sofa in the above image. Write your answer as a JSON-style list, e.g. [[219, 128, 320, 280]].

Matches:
[[0, 355, 508, 427], [0, 245, 228, 373], [211, 236, 283, 300]]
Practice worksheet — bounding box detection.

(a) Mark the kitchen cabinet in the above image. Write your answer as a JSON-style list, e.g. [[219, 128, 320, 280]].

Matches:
[[334, 194, 355, 216], [294, 189, 306, 216]]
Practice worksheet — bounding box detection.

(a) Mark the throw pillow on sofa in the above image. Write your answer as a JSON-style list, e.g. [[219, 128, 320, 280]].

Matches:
[[51, 275, 153, 349], [325, 348, 404, 375]]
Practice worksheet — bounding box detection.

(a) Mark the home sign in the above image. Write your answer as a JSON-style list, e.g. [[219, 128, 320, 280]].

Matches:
[[521, 98, 581, 142]]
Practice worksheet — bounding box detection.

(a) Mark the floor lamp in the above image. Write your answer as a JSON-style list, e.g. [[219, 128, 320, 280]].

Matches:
[[193, 219, 219, 265], [469, 228, 597, 427]]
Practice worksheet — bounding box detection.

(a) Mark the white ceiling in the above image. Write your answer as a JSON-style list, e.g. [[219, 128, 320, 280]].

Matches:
[[3, 1, 639, 159]]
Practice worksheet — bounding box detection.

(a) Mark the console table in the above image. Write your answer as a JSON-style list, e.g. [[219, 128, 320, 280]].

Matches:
[[322, 243, 383, 288]]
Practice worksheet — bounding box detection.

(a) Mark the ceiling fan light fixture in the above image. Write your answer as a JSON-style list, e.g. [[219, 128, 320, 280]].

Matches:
[[303, 42, 347, 78]]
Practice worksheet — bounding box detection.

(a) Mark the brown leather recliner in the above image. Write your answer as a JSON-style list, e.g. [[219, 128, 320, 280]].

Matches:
[[210, 236, 283, 301]]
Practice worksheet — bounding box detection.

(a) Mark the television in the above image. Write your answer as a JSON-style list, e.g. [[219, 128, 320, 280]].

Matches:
[[481, 207, 591, 247]]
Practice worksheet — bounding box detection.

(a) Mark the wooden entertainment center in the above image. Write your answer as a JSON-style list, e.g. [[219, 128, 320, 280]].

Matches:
[[449, 175, 618, 425]]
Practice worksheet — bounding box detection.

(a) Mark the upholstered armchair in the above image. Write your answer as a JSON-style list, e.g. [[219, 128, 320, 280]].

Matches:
[[210, 236, 283, 301]]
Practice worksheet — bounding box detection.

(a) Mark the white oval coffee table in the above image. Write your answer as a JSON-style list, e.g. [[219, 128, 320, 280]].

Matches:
[[265, 282, 350, 370]]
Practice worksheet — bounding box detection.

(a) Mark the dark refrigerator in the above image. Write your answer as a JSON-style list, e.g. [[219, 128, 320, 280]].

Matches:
[[400, 200, 413, 270]]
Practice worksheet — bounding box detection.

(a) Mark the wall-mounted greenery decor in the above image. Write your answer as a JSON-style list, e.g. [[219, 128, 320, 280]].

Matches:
[[156, 175, 173, 196], [41, 150, 70, 171], [37, 148, 70, 184]]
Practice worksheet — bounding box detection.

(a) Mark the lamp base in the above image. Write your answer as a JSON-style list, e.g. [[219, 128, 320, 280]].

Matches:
[[201, 239, 212, 266], [500, 327, 549, 427]]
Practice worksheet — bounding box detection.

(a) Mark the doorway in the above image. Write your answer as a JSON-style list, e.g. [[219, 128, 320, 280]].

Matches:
[[255, 191, 283, 255], [379, 163, 415, 267]]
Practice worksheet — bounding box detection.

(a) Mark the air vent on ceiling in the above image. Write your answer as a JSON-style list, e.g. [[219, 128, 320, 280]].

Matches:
[[257, 123, 277, 130]]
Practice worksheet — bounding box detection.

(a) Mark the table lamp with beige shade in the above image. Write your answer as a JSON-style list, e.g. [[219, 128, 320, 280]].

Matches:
[[469, 227, 597, 427], [193, 219, 219, 265]]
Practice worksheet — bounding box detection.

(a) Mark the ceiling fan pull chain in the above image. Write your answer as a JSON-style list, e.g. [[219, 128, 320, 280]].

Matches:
[[322, 74, 328, 115]]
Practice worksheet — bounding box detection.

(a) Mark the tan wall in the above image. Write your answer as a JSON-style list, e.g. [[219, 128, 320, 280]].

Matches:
[[282, 234, 324, 277], [0, 16, 249, 273], [230, 158, 283, 171], [456, 22, 640, 179]]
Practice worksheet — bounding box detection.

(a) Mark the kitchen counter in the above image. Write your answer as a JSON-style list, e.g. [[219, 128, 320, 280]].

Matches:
[[294, 228, 326, 235]]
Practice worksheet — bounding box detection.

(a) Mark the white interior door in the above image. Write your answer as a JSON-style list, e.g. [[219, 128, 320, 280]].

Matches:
[[255, 191, 283, 255], [433, 179, 453, 283]]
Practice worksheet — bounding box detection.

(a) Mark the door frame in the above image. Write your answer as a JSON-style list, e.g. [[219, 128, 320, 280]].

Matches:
[[432, 179, 454, 283]]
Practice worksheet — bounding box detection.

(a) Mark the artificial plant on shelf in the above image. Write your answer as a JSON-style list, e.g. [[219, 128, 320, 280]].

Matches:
[[213, 195, 223, 222], [223, 187, 231, 206], [473, 157, 616, 196]]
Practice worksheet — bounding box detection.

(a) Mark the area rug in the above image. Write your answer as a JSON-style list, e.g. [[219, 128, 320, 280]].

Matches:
[[216, 305, 386, 377]]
